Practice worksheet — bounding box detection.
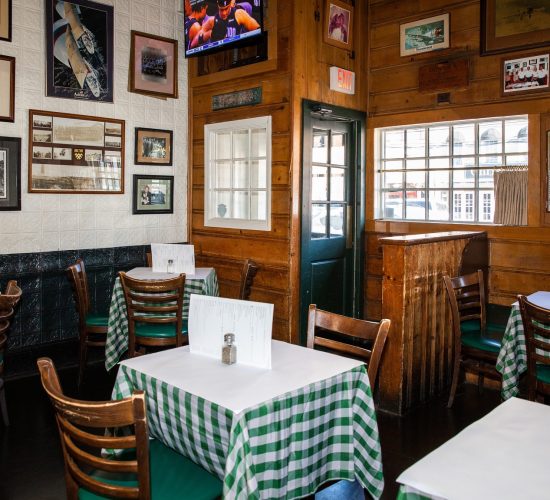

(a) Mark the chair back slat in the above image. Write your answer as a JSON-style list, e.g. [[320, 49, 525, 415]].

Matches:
[[443, 269, 486, 331], [239, 259, 258, 301], [66, 259, 90, 321]]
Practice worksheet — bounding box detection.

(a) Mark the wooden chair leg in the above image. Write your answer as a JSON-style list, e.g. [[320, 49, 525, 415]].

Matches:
[[0, 378, 9, 426], [447, 355, 461, 408], [77, 338, 88, 391]]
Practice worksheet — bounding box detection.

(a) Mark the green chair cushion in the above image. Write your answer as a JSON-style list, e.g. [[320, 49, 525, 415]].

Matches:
[[461, 330, 501, 353], [536, 364, 550, 385], [85, 313, 109, 328], [79, 439, 222, 500], [135, 321, 188, 339], [460, 319, 505, 335]]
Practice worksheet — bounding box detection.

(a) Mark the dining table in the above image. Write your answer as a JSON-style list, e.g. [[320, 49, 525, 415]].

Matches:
[[111, 340, 385, 500], [496, 291, 550, 400], [104, 267, 219, 371]]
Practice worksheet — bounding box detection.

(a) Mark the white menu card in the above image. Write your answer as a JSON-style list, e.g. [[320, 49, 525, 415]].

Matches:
[[151, 243, 195, 275], [188, 295, 273, 369]]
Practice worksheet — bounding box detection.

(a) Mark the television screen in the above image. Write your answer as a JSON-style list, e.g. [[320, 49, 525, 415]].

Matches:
[[184, 0, 264, 58]]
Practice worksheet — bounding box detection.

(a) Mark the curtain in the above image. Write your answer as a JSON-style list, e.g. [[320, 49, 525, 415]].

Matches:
[[493, 168, 528, 226]]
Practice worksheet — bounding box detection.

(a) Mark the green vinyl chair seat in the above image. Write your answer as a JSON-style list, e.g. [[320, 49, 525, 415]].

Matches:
[[85, 313, 109, 328], [460, 319, 505, 335], [79, 439, 223, 500], [536, 364, 550, 385], [135, 321, 188, 339], [461, 330, 501, 354]]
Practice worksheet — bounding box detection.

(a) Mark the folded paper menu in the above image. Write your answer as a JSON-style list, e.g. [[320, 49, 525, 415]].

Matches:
[[151, 243, 195, 275], [188, 295, 273, 369]]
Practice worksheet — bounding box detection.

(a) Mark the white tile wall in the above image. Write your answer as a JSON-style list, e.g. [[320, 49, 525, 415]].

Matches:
[[0, 0, 188, 254]]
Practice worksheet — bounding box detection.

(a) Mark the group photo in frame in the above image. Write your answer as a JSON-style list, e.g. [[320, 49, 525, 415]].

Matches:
[[323, 0, 354, 50], [0, 55, 15, 122], [502, 53, 549, 95], [481, 0, 550, 56], [45, 0, 114, 102], [400, 13, 450, 57], [130, 31, 178, 99], [134, 128, 173, 166], [28, 109, 125, 193], [0, 0, 12, 42], [0, 136, 21, 211], [133, 174, 174, 214]]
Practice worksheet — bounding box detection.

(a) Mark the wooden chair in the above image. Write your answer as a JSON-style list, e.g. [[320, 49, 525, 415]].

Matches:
[[119, 272, 187, 359], [67, 259, 109, 390], [518, 295, 550, 402], [306, 305, 391, 389], [36, 357, 222, 500], [238, 259, 258, 301], [443, 270, 503, 408]]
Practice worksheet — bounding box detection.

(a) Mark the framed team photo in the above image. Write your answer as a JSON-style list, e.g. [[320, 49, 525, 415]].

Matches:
[[323, 0, 354, 51], [133, 175, 174, 214], [502, 53, 549, 96], [135, 128, 173, 166]]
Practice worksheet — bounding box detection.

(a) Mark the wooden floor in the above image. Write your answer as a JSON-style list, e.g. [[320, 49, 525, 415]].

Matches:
[[0, 355, 501, 500]]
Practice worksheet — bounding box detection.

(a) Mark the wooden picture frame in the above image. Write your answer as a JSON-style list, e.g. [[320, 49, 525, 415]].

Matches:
[[0, 136, 21, 211], [45, 0, 114, 102], [400, 13, 450, 57], [0, 55, 15, 122], [547, 130, 550, 213], [134, 128, 173, 166], [501, 53, 549, 96], [133, 175, 174, 214], [481, 0, 550, 56], [130, 31, 178, 99], [0, 0, 12, 42], [28, 110, 125, 194], [323, 0, 354, 51]]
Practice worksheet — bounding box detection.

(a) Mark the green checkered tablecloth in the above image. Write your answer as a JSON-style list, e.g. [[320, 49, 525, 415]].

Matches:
[[112, 361, 384, 500], [104, 268, 219, 371]]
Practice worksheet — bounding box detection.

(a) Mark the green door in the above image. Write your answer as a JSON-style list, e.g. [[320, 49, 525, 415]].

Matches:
[[300, 101, 365, 344]]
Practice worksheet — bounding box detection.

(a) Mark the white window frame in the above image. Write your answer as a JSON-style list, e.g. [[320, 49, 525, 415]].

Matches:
[[204, 116, 272, 231]]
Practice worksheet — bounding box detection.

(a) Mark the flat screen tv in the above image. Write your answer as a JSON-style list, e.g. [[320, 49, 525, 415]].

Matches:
[[184, 0, 264, 58]]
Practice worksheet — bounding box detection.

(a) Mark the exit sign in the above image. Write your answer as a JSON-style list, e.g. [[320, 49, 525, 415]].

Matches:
[[330, 67, 355, 95]]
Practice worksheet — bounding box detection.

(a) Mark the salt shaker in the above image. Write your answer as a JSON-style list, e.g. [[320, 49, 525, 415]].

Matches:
[[167, 259, 175, 273], [222, 333, 237, 365]]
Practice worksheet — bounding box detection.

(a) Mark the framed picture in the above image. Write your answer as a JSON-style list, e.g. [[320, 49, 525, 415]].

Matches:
[[0, 136, 21, 211], [133, 175, 174, 214], [130, 31, 178, 99], [400, 13, 450, 57], [323, 0, 353, 50], [0, 55, 15, 122], [0, 0, 12, 42], [45, 0, 114, 102], [481, 0, 550, 56], [28, 109, 125, 194], [502, 53, 549, 96], [135, 128, 173, 166]]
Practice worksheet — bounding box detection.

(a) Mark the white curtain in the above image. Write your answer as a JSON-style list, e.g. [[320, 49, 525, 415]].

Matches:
[[493, 168, 528, 226]]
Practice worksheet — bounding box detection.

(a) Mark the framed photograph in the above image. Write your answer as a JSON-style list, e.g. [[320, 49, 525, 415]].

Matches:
[[481, 0, 550, 56], [28, 109, 125, 194], [135, 128, 173, 166], [0, 0, 12, 42], [0, 55, 15, 122], [45, 0, 114, 102], [502, 53, 549, 96], [133, 175, 174, 214], [400, 13, 450, 57], [130, 31, 178, 99], [0, 136, 21, 211], [323, 0, 353, 50]]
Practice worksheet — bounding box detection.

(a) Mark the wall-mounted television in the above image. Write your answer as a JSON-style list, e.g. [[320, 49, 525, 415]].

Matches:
[[184, 0, 264, 58]]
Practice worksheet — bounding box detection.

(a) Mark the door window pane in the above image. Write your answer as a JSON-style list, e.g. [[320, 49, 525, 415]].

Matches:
[[331, 133, 346, 165], [313, 132, 328, 164], [330, 167, 345, 201], [312, 204, 327, 238], [330, 205, 344, 237], [312, 166, 328, 201]]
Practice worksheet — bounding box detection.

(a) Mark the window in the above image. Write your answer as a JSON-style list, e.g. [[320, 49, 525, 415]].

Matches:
[[204, 116, 271, 230], [376, 116, 528, 223]]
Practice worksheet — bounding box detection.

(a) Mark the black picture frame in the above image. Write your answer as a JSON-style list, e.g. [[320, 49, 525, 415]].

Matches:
[[0, 136, 21, 211], [133, 175, 174, 215], [45, 0, 114, 102], [134, 128, 173, 166]]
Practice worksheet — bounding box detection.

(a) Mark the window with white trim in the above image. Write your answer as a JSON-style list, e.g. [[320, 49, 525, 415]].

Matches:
[[204, 116, 271, 231], [376, 116, 528, 223]]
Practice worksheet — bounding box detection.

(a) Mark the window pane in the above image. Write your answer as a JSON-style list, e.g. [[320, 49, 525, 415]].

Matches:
[[429, 158, 450, 169], [383, 193, 403, 219], [384, 130, 404, 158], [384, 171, 403, 189], [504, 120, 528, 153], [215, 161, 231, 188], [429, 171, 449, 188], [452, 156, 475, 169], [406, 128, 425, 157], [453, 123, 475, 155], [233, 191, 249, 219], [429, 191, 449, 220], [214, 191, 231, 218], [453, 168, 475, 188], [312, 166, 328, 201], [251, 191, 267, 220], [479, 170, 494, 188], [312, 204, 327, 238], [406, 171, 425, 189], [506, 154, 528, 166], [383, 160, 403, 171], [478, 190, 494, 222], [250, 160, 267, 189], [215, 132, 231, 160], [479, 155, 503, 167], [330, 167, 345, 201], [330, 205, 344, 237], [233, 130, 248, 159], [479, 122, 502, 155], [331, 133, 346, 165], [233, 161, 249, 188], [405, 193, 426, 220], [251, 129, 266, 157], [429, 126, 449, 156], [313, 132, 328, 163], [453, 191, 475, 221], [406, 159, 425, 170]]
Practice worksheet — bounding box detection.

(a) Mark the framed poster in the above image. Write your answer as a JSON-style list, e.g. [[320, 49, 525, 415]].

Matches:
[[323, 0, 354, 51], [28, 110, 124, 194], [0, 55, 15, 122], [0, 0, 12, 42], [45, 0, 114, 102], [502, 53, 549, 96], [130, 31, 178, 99], [481, 0, 550, 56], [0, 136, 21, 211], [133, 175, 174, 214], [400, 13, 450, 57], [134, 128, 173, 166]]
